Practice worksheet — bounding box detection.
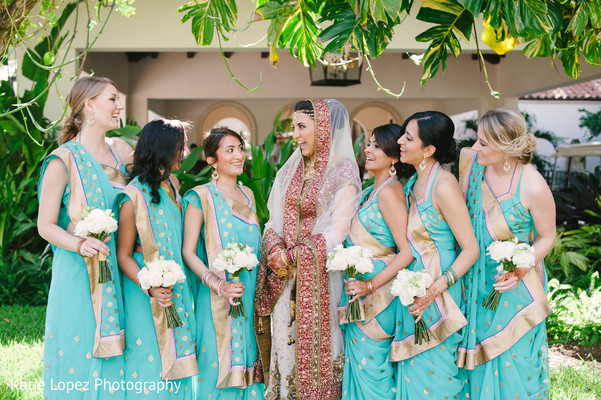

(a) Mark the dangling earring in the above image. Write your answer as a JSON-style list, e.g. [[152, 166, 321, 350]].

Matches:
[[503, 156, 511, 173], [419, 156, 427, 171], [389, 163, 397, 177], [87, 110, 95, 125], [211, 167, 219, 181]]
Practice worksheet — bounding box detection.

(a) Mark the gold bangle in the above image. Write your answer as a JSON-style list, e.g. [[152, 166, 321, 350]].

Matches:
[[76, 238, 86, 256], [366, 279, 374, 295]]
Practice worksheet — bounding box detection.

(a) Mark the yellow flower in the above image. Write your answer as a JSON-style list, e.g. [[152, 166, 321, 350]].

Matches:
[[481, 19, 519, 55]]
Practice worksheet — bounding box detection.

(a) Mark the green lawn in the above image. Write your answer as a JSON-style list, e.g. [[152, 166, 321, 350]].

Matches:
[[1, 305, 599, 400], [0, 306, 45, 400]]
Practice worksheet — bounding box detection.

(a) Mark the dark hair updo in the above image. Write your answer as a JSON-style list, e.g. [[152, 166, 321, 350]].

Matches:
[[371, 123, 403, 180], [203, 127, 245, 162], [129, 118, 191, 204]]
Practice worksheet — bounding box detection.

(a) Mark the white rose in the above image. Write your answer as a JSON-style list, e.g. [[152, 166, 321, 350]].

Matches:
[[212, 256, 229, 271], [148, 269, 164, 288], [137, 268, 152, 290], [244, 253, 259, 269], [360, 246, 373, 259], [327, 252, 347, 272], [487, 240, 517, 262], [345, 246, 362, 264], [512, 245, 535, 269], [227, 263, 242, 275], [355, 257, 374, 275], [73, 221, 89, 238], [174, 266, 186, 282], [163, 271, 177, 287], [234, 251, 249, 268]]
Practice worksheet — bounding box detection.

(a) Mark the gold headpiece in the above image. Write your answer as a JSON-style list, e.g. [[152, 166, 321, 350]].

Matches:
[[293, 110, 314, 122]]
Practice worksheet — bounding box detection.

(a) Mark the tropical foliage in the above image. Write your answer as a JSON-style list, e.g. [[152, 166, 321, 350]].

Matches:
[[579, 108, 601, 141], [178, 0, 601, 94]]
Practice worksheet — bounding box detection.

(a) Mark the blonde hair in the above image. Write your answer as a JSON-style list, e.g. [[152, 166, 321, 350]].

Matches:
[[479, 108, 537, 164], [58, 76, 118, 144]]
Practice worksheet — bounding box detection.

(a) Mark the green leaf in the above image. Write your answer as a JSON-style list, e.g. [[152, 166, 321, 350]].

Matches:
[[180, 146, 204, 172], [582, 31, 600, 65], [567, 4, 589, 37], [559, 46, 581, 79], [523, 36, 551, 58], [503, 0, 552, 38], [456, 0, 485, 16]]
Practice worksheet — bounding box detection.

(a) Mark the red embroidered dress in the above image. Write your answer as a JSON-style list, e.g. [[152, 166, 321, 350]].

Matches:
[[255, 99, 361, 400]]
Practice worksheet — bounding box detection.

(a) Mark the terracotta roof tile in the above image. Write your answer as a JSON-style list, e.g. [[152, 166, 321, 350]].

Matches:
[[521, 78, 601, 100]]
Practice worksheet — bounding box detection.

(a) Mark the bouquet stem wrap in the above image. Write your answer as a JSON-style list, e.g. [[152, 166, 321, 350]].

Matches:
[[229, 275, 245, 319], [165, 301, 184, 329]]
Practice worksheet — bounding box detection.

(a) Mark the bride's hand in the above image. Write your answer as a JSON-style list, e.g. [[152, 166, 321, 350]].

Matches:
[[267, 249, 290, 277]]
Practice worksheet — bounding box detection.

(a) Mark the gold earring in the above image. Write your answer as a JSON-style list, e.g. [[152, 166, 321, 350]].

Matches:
[[389, 163, 396, 177], [87, 110, 95, 125], [503, 156, 511, 173], [212, 167, 219, 180], [419, 156, 427, 171]]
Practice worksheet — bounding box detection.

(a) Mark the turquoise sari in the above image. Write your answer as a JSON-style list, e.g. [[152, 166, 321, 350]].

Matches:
[[39, 138, 127, 399], [183, 183, 264, 400], [114, 177, 198, 399], [457, 149, 551, 400], [339, 178, 399, 400], [390, 164, 467, 399]]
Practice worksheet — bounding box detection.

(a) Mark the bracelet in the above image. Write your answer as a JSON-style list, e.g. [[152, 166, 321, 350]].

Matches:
[[286, 247, 295, 265], [426, 287, 435, 299], [76, 238, 86, 256], [217, 280, 224, 297], [279, 250, 290, 267], [443, 268, 458, 288], [366, 279, 374, 295]]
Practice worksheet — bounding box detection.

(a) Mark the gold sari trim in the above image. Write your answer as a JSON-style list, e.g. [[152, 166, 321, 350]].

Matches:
[[55, 148, 125, 357], [338, 214, 395, 340], [390, 193, 467, 362], [102, 165, 128, 188], [458, 181, 551, 368], [192, 186, 257, 388]]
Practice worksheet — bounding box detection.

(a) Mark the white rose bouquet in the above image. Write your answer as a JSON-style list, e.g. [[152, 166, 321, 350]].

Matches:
[[482, 238, 536, 311], [137, 257, 187, 328], [74, 206, 118, 283], [212, 242, 259, 318], [326, 244, 374, 322], [390, 269, 435, 345]]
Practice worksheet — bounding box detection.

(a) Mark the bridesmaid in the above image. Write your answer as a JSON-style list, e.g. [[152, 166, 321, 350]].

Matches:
[[339, 124, 414, 399], [390, 111, 479, 399], [457, 108, 555, 399], [182, 128, 264, 399], [38, 76, 131, 399], [115, 119, 198, 399]]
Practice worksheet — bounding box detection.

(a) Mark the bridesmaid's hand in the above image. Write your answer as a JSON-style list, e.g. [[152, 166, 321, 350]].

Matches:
[[409, 288, 438, 323], [221, 281, 245, 306], [345, 280, 368, 303], [149, 286, 173, 308], [493, 267, 529, 293], [78, 236, 110, 258]]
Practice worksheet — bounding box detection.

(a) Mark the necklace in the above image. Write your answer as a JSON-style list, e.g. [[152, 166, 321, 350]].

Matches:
[[303, 157, 316, 182]]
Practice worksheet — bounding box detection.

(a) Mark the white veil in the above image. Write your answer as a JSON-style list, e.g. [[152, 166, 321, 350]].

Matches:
[[265, 98, 361, 252]]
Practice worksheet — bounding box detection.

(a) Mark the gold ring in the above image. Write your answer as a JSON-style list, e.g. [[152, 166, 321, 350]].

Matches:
[[277, 267, 289, 277]]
